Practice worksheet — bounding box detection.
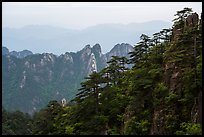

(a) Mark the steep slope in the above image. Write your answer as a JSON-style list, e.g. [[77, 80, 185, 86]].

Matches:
[[150, 12, 202, 135], [10, 50, 33, 58], [2, 43, 133, 114], [2, 47, 33, 58], [2, 47, 9, 55]]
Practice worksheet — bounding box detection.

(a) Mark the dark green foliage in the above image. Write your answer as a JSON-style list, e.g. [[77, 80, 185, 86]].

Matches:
[[175, 122, 202, 135], [173, 7, 193, 29], [124, 117, 150, 135], [3, 7, 202, 135], [152, 83, 168, 107], [128, 34, 151, 67], [32, 100, 63, 135], [2, 107, 33, 135]]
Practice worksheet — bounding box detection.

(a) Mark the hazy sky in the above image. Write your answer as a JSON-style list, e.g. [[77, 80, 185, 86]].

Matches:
[[2, 2, 202, 30], [2, 2, 202, 55]]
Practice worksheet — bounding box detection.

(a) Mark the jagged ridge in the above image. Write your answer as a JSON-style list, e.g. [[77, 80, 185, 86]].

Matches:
[[2, 43, 133, 114]]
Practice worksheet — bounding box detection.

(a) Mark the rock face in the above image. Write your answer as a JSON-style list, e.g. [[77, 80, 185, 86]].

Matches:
[[106, 43, 133, 61], [150, 12, 202, 135], [185, 12, 199, 27], [2, 47, 33, 58], [105, 43, 133, 68], [10, 50, 33, 58], [2, 43, 133, 114], [2, 47, 9, 55], [172, 12, 199, 41]]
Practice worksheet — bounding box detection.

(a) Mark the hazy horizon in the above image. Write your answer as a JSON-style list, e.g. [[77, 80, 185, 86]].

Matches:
[[3, 20, 172, 55], [2, 19, 171, 30], [2, 2, 202, 55], [3, 2, 202, 29]]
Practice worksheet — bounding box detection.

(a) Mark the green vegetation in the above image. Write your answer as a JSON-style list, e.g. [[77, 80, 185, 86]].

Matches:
[[2, 107, 33, 135], [2, 8, 202, 135]]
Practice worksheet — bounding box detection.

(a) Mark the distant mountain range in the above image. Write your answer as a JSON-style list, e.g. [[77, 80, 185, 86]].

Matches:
[[2, 43, 133, 114], [2, 20, 172, 55], [2, 47, 33, 58]]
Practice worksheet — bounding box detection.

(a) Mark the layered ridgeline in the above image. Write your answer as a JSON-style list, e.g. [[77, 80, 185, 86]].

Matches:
[[2, 47, 33, 58], [2, 8, 202, 135], [28, 8, 201, 135], [2, 20, 171, 55], [2, 43, 133, 114]]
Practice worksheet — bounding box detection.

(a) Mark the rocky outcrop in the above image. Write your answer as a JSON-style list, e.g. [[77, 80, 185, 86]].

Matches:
[[106, 43, 133, 61], [2, 47, 33, 58], [172, 12, 199, 41], [2, 43, 133, 114], [10, 50, 33, 58], [185, 12, 199, 27], [172, 27, 182, 40], [2, 47, 9, 55], [151, 12, 201, 135], [92, 43, 102, 57]]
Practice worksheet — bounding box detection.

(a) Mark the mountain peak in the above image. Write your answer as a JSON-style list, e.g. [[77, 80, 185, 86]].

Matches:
[[92, 43, 102, 54], [110, 43, 133, 53], [2, 47, 33, 58], [84, 44, 91, 49], [3, 20, 172, 55], [106, 43, 133, 60], [2, 43, 133, 114], [2, 47, 9, 55]]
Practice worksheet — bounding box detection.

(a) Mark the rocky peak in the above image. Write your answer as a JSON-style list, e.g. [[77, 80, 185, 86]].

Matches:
[[185, 12, 199, 27], [3, 43, 133, 114], [41, 53, 56, 64], [59, 52, 73, 63], [10, 50, 33, 58], [92, 43, 102, 54], [87, 53, 97, 75], [2, 47, 9, 55], [106, 43, 133, 60], [2, 47, 33, 58], [83, 44, 91, 51], [80, 45, 92, 60], [150, 11, 202, 135], [172, 12, 199, 40], [110, 43, 133, 54]]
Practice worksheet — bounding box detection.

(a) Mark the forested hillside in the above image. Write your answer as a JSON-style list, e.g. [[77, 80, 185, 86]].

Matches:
[[2, 43, 133, 114], [2, 8, 202, 135]]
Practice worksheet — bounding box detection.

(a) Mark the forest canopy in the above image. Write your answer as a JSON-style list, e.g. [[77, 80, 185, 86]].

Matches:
[[2, 7, 202, 135]]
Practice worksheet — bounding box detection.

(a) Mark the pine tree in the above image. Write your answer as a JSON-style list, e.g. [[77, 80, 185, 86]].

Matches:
[[76, 71, 103, 114], [129, 34, 151, 67], [173, 7, 193, 29]]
